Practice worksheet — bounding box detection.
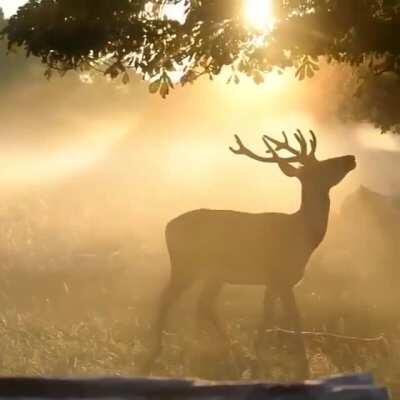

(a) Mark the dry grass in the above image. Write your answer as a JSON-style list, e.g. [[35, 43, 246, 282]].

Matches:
[[0, 194, 397, 384], [0, 262, 396, 383]]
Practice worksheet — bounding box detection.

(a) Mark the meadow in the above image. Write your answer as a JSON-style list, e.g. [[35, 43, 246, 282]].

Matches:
[[0, 188, 397, 392]]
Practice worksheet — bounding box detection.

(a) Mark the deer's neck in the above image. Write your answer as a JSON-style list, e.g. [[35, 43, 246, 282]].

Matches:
[[299, 183, 331, 247]]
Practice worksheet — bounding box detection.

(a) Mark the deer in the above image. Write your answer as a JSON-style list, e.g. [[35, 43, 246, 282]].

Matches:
[[146, 130, 356, 379]]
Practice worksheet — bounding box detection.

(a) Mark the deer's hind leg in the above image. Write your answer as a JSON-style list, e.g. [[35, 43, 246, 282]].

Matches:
[[197, 280, 224, 338], [142, 271, 194, 374], [197, 280, 242, 377]]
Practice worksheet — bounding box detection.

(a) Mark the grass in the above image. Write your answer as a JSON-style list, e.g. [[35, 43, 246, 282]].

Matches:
[[0, 194, 397, 385], [0, 265, 395, 383]]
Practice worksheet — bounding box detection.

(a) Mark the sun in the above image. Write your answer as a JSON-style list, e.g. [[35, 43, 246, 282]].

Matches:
[[245, 0, 276, 31]]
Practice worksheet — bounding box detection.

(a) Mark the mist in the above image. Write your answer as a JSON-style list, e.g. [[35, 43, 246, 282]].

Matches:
[[1, 48, 399, 244], [0, 11, 399, 379]]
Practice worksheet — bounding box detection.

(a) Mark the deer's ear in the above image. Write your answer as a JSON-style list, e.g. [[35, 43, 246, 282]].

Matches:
[[277, 161, 300, 178]]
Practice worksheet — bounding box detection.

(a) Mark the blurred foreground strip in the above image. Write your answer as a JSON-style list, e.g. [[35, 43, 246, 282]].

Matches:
[[0, 374, 389, 400]]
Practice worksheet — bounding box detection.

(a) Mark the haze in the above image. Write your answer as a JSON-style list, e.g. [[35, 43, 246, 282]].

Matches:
[[0, 5, 400, 379]]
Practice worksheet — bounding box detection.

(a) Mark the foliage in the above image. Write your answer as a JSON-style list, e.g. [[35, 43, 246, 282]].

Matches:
[[342, 70, 400, 134], [0, 7, 5, 30], [2, 1, 400, 86], [2, 1, 400, 131]]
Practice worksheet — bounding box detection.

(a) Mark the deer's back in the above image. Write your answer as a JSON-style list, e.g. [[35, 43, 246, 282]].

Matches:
[[166, 209, 310, 285]]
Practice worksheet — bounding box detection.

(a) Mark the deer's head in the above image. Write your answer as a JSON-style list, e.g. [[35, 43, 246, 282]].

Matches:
[[230, 130, 356, 192]]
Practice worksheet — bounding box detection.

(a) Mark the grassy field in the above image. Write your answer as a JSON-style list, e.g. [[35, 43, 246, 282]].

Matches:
[[0, 260, 396, 384], [0, 193, 397, 386]]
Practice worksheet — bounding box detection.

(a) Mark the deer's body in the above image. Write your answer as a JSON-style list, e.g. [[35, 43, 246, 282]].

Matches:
[[166, 204, 327, 287], [145, 130, 356, 379]]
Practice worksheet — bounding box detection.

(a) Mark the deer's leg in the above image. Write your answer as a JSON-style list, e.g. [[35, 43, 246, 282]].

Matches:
[[253, 288, 279, 378], [255, 288, 279, 353], [197, 280, 225, 339], [197, 280, 242, 377], [280, 288, 310, 380], [142, 275, 193, 374]]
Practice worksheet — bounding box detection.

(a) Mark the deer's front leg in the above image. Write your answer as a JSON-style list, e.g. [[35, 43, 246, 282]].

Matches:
[[255, 288, 278, 353], [253, 288, 279, 378], [280, 288, 310, 380]]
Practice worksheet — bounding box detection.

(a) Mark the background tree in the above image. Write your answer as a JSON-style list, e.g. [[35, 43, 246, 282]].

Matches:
[[2, 0, 400, 131], [0, 7, 4, 29]]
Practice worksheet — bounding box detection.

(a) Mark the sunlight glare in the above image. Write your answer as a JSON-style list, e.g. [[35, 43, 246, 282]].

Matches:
[[245, 0, 276, 31], [0, 0, 27, 18], [163, 3, 187, 24]]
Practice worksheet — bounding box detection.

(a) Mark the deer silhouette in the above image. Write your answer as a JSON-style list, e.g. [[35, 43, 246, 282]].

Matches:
[[147, 130, 356, 379]]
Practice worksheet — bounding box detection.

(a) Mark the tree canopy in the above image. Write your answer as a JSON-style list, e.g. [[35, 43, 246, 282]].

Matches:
[[2, 1, 400, 131]]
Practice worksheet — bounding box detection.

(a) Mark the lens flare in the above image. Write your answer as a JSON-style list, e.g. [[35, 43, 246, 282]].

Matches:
[[245, 0, 276, 31]]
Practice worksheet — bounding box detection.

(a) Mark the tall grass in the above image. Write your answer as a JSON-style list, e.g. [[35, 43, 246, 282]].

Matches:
[[0, 192, 397, 383]]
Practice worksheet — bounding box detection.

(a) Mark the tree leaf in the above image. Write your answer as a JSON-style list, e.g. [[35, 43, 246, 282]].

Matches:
[[295, 65, 304, 79], [122, 72, 130, 84], [44, 68, 53, 80], [159, 81, 170, 98], [296, 65, 306, 80], [181, 70, 197, 86], [164, 73, 174, 89], [80, 61, 91, 72], [164, 59, 175, 72], [149, 78, 161, 94], [253, 70, 264, 85]]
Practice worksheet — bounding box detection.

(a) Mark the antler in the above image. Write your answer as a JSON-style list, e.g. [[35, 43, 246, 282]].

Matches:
[[309, 130, 317, 159], [263, 131, 300, 156], [230, 134, 302, 163], [230, 130, 318, 165], [263, 130, 317, 164]]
